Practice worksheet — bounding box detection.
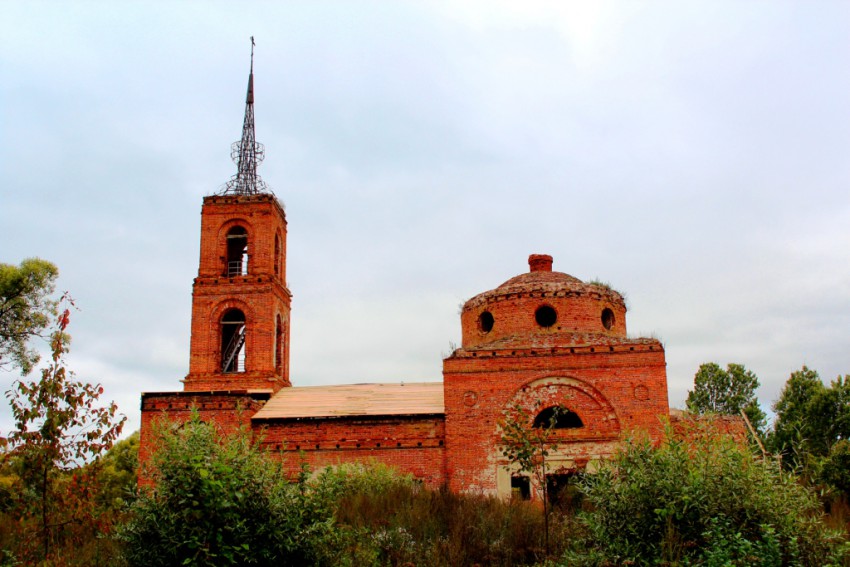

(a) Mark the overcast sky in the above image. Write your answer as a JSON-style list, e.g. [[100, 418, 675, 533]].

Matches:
[[2, 1, 849, 436]]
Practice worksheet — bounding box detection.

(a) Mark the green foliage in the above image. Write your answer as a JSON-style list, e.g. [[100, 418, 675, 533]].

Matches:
[[769, 365, 826, 470], [93, 431, 139, 511], [119, 413, 340, 566], [586, 279, 613, 291], [687, 362, 767, 433], [499, 403, 566, 556], [1, 299, 125, 563], [768, 367, 850, 499], [0, 258, 59, 374], [562, 426, 847, 566], [320, 462, 566, 566], [821, 441, 850, 498], [806, 375, 850, 457], [499, 404, 562, 497]]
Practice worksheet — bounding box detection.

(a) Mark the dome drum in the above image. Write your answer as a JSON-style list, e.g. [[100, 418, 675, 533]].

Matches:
[[459, 255, 627, 350]]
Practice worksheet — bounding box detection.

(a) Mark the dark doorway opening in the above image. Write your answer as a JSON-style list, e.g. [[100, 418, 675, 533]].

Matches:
[[546, 472, 582, 510], [511, 476, 531, 500]]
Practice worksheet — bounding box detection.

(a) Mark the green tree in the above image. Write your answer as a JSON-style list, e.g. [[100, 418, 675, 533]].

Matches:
[[2, 298, 126, 562], [805, 375, 850, 456], [0, 258, 59, 374], [768, 368, 850, 499], [93, 430, 139, 511], [768, 366, 826, 470], [119, 412, 336, 566], [820, 440, 850, 497], [499, 403, 562, 556], [564, 425, 847, 566], [686, 362, 767, 434]]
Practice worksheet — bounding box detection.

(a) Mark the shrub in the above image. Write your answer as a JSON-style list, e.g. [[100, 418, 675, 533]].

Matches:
[[562, 425, 848, 566], [118, 413, 335, 566]]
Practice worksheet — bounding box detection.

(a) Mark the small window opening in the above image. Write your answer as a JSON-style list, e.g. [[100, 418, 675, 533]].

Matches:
[[478, 311, 495, 333], [226, 227, 249, 276], [546, 473, 582, 508], [221, 309, 246, 373], [533, 406, 583, 429], [601, 308, 615, 330], [535, 305, 557, 328], [275, 315, 283, 372], [511, 476, 531, 500], [274, 234, 281, 277]]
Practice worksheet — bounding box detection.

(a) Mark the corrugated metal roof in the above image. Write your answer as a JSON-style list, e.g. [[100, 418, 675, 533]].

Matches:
[[252, 382, 445, 420]]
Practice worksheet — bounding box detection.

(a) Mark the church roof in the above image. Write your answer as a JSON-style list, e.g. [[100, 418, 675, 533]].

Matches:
[[463, 254, 624, 309], [497, 270, 584, 290], [252, 382, 445, 420]]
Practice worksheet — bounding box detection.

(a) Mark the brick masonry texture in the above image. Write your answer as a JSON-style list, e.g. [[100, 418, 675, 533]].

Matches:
[[255, 416, 447, 487], [140, 197, 690, 498], [184, 194, 291, 392]]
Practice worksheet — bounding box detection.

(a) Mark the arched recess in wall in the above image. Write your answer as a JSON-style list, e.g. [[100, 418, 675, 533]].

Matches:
[[274, 233, 281, 277], [223, 224, 250, 277], [501, 376, 621, 441], [275, 314, 283, 372], [221, 308, 247, 373], [533, 406, 583, 429]]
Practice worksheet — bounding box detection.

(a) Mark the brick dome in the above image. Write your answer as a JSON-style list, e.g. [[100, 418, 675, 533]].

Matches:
[[497, 269, 584, 292], [459, 254, 628, 350]]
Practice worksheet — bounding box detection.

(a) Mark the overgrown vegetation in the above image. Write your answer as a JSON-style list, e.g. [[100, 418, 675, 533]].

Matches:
[[118, 413, 341, 566], [0, 276, 848, 565], [3, 410, 850, 566], [564, 425, 847, 566], [768, 367, 850, 487], [326, 464, 567, 566], [119, 416, 571, 566], [1, 297, 126, 565], [116, 417, 849, 566], [499, 403, 564, 556]]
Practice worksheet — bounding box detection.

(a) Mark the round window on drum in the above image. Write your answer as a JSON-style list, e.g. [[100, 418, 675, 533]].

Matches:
[[478, 311, 495, 333]]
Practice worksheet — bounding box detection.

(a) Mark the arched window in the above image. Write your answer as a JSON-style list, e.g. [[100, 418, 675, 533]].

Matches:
[[274, 234, 281, 277], [226, 227, 249, 276], [221, 309, 246, 373], [275, 314, 283, 372], [533, 406, 583, 429]]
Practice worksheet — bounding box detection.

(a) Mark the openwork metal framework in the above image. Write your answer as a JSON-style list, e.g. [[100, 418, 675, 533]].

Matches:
[[221, 37, 269, 196]]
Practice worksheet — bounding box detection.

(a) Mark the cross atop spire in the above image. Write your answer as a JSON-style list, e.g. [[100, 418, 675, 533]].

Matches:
[[221, 36, 269, 196]]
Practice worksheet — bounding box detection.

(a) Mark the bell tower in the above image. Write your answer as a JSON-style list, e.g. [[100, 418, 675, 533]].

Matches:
[[184, 38, 291, 393]]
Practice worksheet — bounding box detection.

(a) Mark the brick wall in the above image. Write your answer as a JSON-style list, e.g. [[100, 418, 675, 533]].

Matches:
[[443, 346, 668, 493], [138, 390, 269, 483], [254, 416, 447, 487], [139, 225, 676, 497], [668, 410, 748, 441], [442, 255, 669, 495], [185, 194, 291, 391]]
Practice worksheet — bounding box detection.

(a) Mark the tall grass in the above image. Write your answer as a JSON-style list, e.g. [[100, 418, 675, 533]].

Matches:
[[313, 462, 579, 566]]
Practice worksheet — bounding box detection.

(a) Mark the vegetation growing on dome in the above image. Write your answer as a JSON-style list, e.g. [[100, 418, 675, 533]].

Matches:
[[586, 279, 614, 292], [587, 279, 627, 307]]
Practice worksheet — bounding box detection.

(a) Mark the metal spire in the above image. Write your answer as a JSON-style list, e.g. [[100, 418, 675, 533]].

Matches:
[[221, 37, 269, 196]]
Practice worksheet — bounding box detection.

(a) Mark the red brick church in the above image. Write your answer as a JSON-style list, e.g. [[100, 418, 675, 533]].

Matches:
[[139, 54, 670, 499]]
